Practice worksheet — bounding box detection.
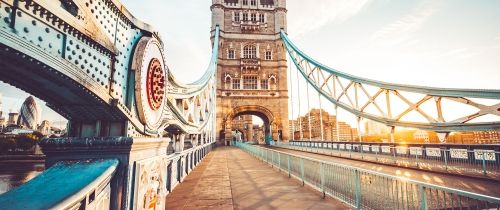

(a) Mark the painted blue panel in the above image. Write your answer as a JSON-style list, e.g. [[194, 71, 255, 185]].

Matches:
[[0, 159, 119, 209]]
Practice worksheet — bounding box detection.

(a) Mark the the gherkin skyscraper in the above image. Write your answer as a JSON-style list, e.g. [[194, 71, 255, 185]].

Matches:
[[17, 96, 41, 130]]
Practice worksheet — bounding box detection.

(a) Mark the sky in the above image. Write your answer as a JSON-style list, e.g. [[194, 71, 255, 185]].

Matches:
[[1, 0, 499, 128]]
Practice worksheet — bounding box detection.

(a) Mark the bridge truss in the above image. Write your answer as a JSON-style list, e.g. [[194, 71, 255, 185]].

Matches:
[[281, 31, 500, 135], [0, 0, 219, 140]]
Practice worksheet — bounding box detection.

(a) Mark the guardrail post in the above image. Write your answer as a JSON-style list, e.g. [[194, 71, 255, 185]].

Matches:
[[271, 151, 274, 168], [354, 170, 361, 210], [393, 147, 397, 164], [416, 153, 419, 168], [320, 162, 325, 198], [287, 155, 291, 178], [278, 152, 281, 171], [444, 150, 448, 171], [419, 185, 428, 210], [482, 153, 487, 176], [300, 158, 305, 186]]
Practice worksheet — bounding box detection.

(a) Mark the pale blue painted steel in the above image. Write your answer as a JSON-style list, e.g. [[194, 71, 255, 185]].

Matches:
[[279, 141, 500, 178], [280, 30, 500, 131], [168, 27, 220, 96], [0, 159, 119, 209], [280, 31, 500, 99]]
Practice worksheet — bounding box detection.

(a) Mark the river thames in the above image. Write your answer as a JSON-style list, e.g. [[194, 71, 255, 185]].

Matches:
[[0, 162, 44, 194]]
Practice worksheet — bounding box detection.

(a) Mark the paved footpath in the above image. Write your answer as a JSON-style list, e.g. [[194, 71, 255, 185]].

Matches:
[[165, 147, 350, 210]]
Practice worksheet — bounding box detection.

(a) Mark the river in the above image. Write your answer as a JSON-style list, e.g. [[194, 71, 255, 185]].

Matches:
[[0, 162, 45, 195]]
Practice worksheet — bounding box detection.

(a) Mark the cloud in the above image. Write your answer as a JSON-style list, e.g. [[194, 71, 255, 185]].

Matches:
[[287, 0, 373, 38], [369, 0, 443, 47]]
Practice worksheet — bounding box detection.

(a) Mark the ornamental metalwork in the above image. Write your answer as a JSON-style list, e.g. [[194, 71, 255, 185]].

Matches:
[[133, 37, 167, 131], [147, 58, 165, 111]]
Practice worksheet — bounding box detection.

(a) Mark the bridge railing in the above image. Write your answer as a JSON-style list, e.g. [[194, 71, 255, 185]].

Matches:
[[236, 142, 500, 210], [0, 159, 119, 209], [273, 141, 500, 179], [0, 140, 215, 209]]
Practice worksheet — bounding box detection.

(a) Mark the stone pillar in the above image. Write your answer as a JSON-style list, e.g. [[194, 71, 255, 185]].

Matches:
[[39, 137, 170, 210], [176, 134, 186, 153]]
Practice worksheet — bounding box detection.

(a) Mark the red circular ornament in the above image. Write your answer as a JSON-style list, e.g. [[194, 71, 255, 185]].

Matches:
[[146, 58, 165, 111]]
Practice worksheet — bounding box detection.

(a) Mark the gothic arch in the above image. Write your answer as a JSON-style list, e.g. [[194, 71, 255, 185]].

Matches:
[[224, 105, 275, 126]]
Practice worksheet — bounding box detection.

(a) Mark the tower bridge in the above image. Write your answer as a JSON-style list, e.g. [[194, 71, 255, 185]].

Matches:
[[0, 0, 498, 209]]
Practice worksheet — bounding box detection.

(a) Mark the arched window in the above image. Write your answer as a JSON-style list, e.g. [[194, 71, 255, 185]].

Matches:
[[269, 76, 277, 90], [243, 45, 257, 59], [224, 74, 232, 89]]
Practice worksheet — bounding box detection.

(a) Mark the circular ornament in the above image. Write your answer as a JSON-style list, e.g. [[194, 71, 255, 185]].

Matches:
[[132, 37, 167, 130]]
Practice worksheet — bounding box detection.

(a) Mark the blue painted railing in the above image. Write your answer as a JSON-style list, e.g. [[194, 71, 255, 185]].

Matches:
[[273, 141, 500, 179], [0, 159, 119, 209], [237, 142, 500, 210]]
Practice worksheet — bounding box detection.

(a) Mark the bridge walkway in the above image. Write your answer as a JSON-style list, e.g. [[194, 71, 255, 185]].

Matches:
[[165, 146, 350, 210], [264, 146, 500, 198]]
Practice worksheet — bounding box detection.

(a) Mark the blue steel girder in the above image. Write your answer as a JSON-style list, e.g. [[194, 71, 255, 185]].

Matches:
[[0, 0, 156, 135], [281, 31, 500, 132], [166, 27, 220, 135], [0, 0, 219, 138]]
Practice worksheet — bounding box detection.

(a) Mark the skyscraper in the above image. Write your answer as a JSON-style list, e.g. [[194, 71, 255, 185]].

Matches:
[[17, 96, 42, 130]]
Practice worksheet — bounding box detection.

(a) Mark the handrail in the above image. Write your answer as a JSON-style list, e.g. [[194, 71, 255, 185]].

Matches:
[[236, 142, 500, 209], [262, 144, 499, 201], [0, 159, 119, 209], [279, 141, 499, 179]]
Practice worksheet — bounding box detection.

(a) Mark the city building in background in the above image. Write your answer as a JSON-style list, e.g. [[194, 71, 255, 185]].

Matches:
[[7, 112, 18, 126], [17, 96, 41, 130], [0, 93, 66, 136], [289, 108, 499, 144], [38, 120, 51, 136], [290, 109, 358, 142], [231, 115, 265, 143]]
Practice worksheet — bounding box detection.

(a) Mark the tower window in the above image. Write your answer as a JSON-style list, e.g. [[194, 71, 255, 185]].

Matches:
[[243, 45, 257, 59], [259, 14, 265, 23], [243, 76, 258, 89], [251, 13, 257, 22], [265, 51, 272, 60], [261, 79, 269, 90], [228, 49, 235, 59], [250, 0, 257, 6], [242, 0, 248, 5], [234, 13, 240, 22], [243, 13, 248, 21], [232, 79, 241, 89]]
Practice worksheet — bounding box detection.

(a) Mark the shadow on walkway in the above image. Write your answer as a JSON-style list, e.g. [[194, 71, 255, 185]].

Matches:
[[165, 147, 350, 210]]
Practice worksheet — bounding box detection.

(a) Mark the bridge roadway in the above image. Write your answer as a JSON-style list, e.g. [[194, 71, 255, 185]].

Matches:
[[263, 145, 500, 198], [165, 147, 350, 210]]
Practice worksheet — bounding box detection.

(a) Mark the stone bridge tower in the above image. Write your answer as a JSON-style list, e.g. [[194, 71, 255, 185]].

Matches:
[[211, 0, 289, 144]]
